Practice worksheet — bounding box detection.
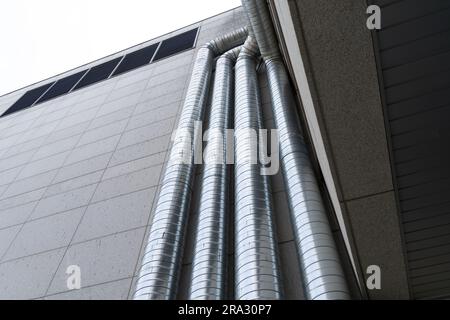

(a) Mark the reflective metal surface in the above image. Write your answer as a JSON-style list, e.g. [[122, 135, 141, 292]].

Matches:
[[266, 61, 350, 299], [134, 29, 247, 300], [233, 40, 283, 300], [188, 47, 240, 300], [241, 0, 350, 300]]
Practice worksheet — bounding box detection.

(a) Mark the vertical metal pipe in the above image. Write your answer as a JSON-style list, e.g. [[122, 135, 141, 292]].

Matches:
[[266, 60, 350, 300], [233, 37, 283, 300], [241, 0, 351, 300], [134, 28, 247, 300], [134, 46, 213, 300], [189, 47, 240, 300]]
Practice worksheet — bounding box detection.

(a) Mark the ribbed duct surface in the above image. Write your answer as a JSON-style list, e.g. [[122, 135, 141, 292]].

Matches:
[[241, 0, 350, 299], [207, 27, 248, 56], [233, 40, 283, 300], [266, 60, 350, 300], [134, 28, 247, 300], [188, 47, 240, 300], [241, 0, 279, 60]]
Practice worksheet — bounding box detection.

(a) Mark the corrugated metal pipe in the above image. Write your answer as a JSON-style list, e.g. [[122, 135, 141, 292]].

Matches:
[[134, 28, 247, 300], [241, 0, 351, 299], [188, 46, 241, 300], [234, 35, 284, 300]]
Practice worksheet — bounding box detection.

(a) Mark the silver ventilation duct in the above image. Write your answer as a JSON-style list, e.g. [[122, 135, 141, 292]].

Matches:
[[233, 36, 283, 300], [134, 28, 247, 300], [188, 46, 241, 300], [241, 0, 350, 299]]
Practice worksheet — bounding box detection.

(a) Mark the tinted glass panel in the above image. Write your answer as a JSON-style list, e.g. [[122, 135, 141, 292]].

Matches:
[[36, 70, 87, 104], [112, 43, 159, 76], [73, 57, 121, 90], [1, 82, 54, 117], [153, 28, 198, 61]]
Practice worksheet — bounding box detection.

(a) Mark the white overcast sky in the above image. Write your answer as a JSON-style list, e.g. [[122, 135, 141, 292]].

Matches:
[[0, 0, 241, 96]]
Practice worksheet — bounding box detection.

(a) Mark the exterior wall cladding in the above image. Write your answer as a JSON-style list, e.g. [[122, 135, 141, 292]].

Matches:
[[0, 7, 355, 299]]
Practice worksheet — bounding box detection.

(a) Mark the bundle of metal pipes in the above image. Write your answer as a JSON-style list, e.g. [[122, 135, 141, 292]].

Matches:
[[134, 0, 350, 300]]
